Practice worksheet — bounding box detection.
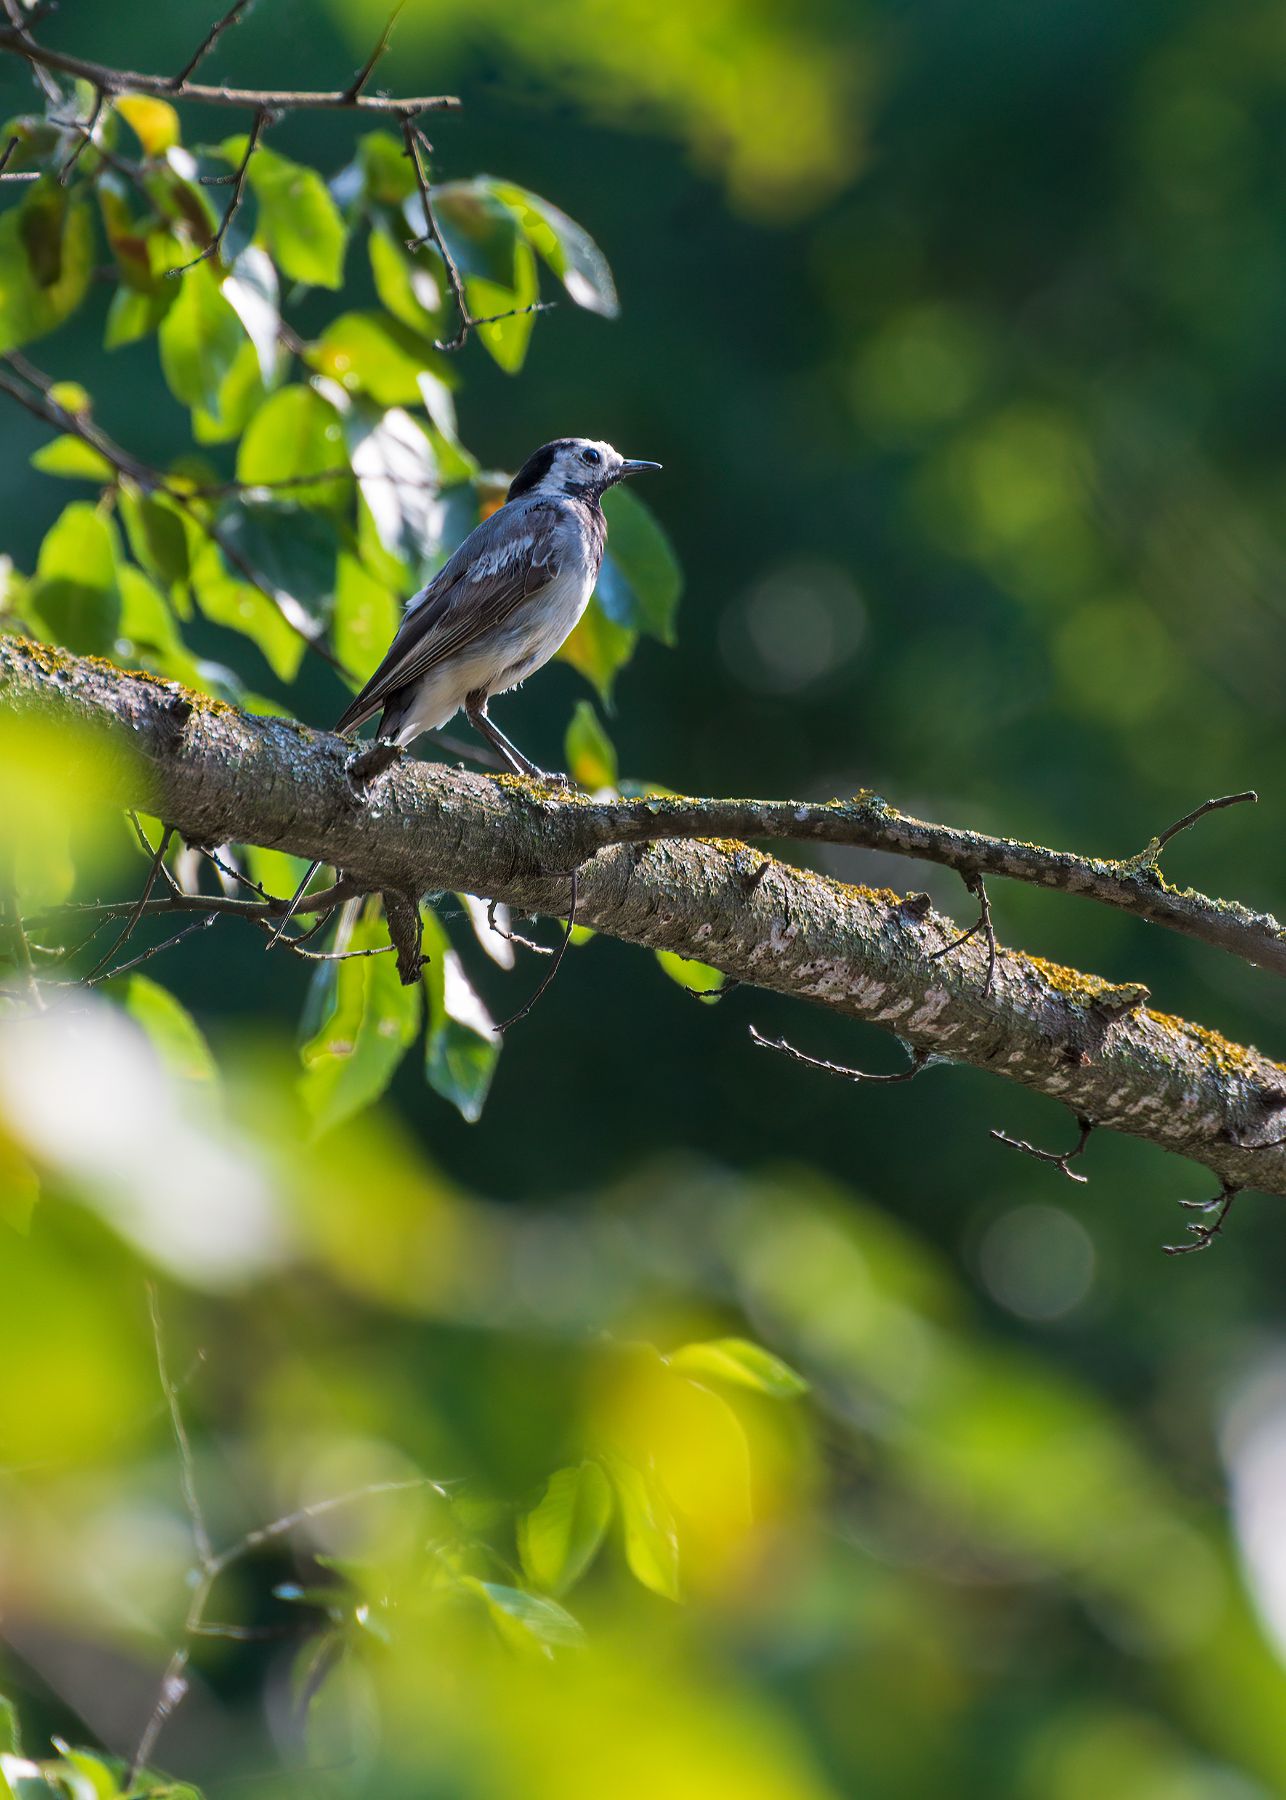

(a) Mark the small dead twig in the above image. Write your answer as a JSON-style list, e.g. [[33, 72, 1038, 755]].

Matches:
[[82, 825, 175, 981], [1163, 1181, 1241, 1256], [749, 1025, 932, 1084], [2, 878, 44, 1011], [171, 0, 253, 87], [1126, 790, 1258, 871], [56, 83, 102, 184], [88, 912, 218, 985], [990, 1113, 1094, 1184], [168, 105, 266, 275], [487, 896, 553, 955], [343, 1, 405, 102], [400, 121, 553, 351], [495, 868, 579, 1032], [931, 870, 997, 995]]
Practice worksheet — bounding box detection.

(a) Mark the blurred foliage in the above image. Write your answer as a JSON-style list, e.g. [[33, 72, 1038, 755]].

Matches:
[[2, 0, 1286, 1795]]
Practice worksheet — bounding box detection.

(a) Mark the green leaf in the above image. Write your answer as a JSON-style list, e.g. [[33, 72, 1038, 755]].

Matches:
[[190, 337, 264, 444], [30, 436, 113, 482], [103, 283, 173, 348], [420, 907, 499, 1124], [426, 180, 521, 287], [558, 600, 637, 707], [214, 500, 339, 624], [333, 552, 399, 685], [466, 1580, 586, 1652], [25, 502, 120, 656], [0, 182, 93, 352], [236, 385, 348, 507], [655, 949, 724, 1003], [312, 311, 442, 407], [598, 486, 682, 644], [518, 1462, 614, 1597], [119, 973, 218, 1084], [604, 1454, 681, 1601], [358, 130, 416, 206], [222, 137, 347, 288], [564, 699, 618, 791], [118, 484, 192, 588], [369, 221, 442, 335], [299, 908, 420, 1136], [49, 1740, 119, 1800], [117, 565, 194, 677], [0, 1696, 20, 1756], [471, 237, 539, 375], [189, 536, 306, 683], [158, 260, 247, 415], [488, 178, 619, 317], [667, 1337, 810, 1399]]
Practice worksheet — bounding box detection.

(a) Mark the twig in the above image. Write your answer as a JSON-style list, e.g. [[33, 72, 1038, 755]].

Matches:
[[487, 896, 553, 955], [2, 877, 44, 1011], [132, 1286, 449, 1779], [56, 83, 102, 184], [88, 912, 218, 984], [930, 870, 997, 995], [749, 1025, 932, 1084], [496, 867, 579, 1031], [1163, 1182, 1240, 1256], [402, 119, 470, 351], [82, 825, 174, 981], [172, 0, 253, 87], [343, 1, 404, 102], [167, 105, 265, 275], [990, 1113, 1094, 1184], [0, 0, 60, 102], [0, 130, 37, 181], [0, 19, 458, 114], [148, 1286, 212, 1564], [1126, 790, 1258, 871]]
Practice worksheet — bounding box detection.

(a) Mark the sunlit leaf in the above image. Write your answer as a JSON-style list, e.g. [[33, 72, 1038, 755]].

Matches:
[[466, 1579, 586, 1652], [369, 221, 442, 335], [222, 244, 280, 384], [333, 552, 400, 685], [158, 260, 246, 415], [472, 238, 539, 375], [117, 974, 218, 1085], [221, 137, 348, 289], [299, 908, 420, 1136], [420, 907, 499, 1124], [655, 949, 724, 1003], [30, 436, 113, 482], [667, 1337, 809, 1399], [313, 311, 440, 407], [564, 699, 618, 791], [604, 1453, 681, 1601], [488, 178, 619, 317], [189, 536, 306, 683], [115, 94, 180, 157], [598, 485, 682, 644], [236, 384, 348, 507], [518, 1461, 614, 1596], [558, 600, 637, 707], [346, 403, 442, 572], [118, 483, 192, 589], [25, 502, 120, 656]]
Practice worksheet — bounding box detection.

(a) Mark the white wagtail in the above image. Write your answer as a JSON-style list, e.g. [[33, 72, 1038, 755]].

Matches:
[[269, 437, 660, 942]]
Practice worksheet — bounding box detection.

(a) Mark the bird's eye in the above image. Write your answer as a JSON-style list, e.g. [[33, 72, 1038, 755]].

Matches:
[[580, 447, 602, 465]]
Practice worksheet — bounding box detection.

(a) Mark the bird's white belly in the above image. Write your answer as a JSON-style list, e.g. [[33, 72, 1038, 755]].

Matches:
[[392, 563, 594, 744]]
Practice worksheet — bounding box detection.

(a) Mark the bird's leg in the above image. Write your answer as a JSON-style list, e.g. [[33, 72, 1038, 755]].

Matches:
[[348, 737, 403, 787], [466, 694, 568, 786]]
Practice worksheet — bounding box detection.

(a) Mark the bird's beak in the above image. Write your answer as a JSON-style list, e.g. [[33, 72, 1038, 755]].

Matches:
[[618, 458, 661, 478]]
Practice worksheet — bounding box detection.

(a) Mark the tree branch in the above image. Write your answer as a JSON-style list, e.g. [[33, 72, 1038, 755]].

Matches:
[[3, 638, 1284, 1197], [0, 18, 458, 115]]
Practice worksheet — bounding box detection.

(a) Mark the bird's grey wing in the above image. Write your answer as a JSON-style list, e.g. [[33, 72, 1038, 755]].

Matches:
[[334, 503, 560, 734]]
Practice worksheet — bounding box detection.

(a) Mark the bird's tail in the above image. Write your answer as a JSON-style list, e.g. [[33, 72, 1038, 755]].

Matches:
[[265, 858, 325, 951]]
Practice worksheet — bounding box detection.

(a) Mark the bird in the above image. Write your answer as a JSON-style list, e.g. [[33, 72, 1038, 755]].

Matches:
[[267, 436, 660, 945]]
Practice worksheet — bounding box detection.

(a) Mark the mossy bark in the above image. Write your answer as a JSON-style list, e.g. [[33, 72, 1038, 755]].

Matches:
[[3, 635, 1283, 1198]]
